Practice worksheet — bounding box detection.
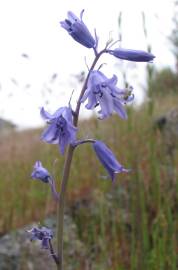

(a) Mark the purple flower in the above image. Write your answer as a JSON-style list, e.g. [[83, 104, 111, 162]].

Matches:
[[81, 70, 134, 119], [27, 226, 53, 249], [93, 140, 129, 181], [60, 10, 95, 49], [31, 161, 50, 183], [107, 48, 155, 62], [31, 161, 60, 201], [41, 106, 77, 155]]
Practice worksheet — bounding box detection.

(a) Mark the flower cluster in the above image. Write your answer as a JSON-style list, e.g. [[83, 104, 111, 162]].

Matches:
[[28, 9, 155, 266]]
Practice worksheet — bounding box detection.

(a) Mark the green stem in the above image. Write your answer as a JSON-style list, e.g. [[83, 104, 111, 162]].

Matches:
[[57, 145, 74, 269], [56, 49, 105, 270]]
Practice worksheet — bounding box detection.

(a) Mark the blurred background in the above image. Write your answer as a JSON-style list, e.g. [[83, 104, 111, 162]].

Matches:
[[0, 0, 178, 269]]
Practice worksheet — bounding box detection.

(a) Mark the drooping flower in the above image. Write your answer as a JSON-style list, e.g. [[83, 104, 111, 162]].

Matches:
[[93, 140, 130, 181], [81, 70, 134, 119], [31, 160, 50, 183], [27, 226, 53, 249], [31, 161, 60, 201], [60, 10, 96, 49], [107, 48, 155, 62], [40, 106, 77, 155]]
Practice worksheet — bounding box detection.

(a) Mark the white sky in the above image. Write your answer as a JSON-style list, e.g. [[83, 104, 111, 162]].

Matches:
[[0, 0, 176, 128]]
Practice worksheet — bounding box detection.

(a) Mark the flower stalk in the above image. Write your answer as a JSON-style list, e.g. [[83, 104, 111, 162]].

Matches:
[[56, 50, 105, 270], [57, 144, 74, 269], [49, 239, 60, 265]]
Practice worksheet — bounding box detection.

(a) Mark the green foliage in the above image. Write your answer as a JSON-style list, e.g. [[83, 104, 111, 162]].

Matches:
[[0, 100, 178, 269], [169, 1, 178, 66], [148, 67, 178, 97]]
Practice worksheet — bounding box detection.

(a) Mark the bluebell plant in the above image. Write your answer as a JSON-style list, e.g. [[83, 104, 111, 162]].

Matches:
[[29, 10, 155, 270]]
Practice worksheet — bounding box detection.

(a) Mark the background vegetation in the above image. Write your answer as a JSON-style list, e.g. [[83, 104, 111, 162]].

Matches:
[[0, 94, 178, 269], [0, 4, 178, 270]]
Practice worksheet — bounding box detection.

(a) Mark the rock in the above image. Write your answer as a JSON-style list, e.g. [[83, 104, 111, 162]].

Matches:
[[155, 107, 178, 185], [155, 107, 178, 150]]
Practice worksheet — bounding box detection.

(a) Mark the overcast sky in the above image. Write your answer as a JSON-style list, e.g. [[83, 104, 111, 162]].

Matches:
[[0, 0, 176, 128]]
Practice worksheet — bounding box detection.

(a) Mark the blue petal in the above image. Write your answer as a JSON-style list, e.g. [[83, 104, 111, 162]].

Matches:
[[81, 84, 97, 109], [40, 107, 53, 121], [62, 107, 73, 122], [67, 11, 79, 22], [70, 22, 95, 48], [52, 107, 66, 119], [113, 99, 128, 119], [41, 122, 59, 144], [41, 238, 49, 249], [60, 20, 70, 31], [58, 130, 70, 154], [67, 122, 77, 142], [34, 160, 42, 169], [85, 93, 97, 109], [97, 90, 114, 118], [81, 87, 92, 102], [105, 74, 118, 86], [40, 107, 65, 121], [58, 121, 77, 155]]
